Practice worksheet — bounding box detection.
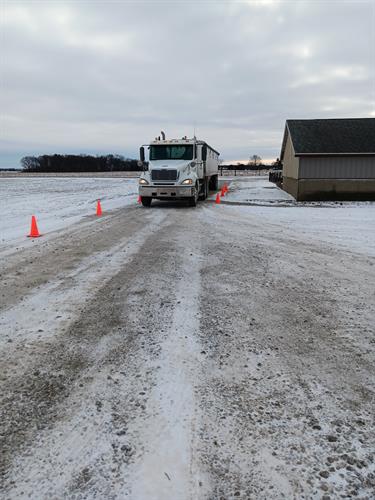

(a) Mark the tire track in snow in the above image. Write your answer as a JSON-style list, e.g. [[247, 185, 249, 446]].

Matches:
[[129, 227, 204, 500], [0, 205, 154, 312], [0, 210, 168, 486]]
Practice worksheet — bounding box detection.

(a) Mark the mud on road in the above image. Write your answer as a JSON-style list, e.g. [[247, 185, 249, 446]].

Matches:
[[0, 200, 374, 499]]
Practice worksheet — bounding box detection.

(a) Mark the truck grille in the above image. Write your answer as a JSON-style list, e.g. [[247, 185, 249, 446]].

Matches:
[[151, 169, 178, 181]]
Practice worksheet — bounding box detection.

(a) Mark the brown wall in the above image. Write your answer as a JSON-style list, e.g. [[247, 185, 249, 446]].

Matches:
[[282, 132, 299, 179], [282, 150, 375, 200], [283, 177, 299, 199], [296, 179, 375, 201], [299, 156, 375, 179]]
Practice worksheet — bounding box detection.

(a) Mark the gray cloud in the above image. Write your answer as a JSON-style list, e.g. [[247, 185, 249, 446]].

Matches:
[[1, 0, 374, 167]]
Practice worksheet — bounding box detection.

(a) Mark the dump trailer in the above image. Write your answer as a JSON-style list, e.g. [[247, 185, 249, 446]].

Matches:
[[138, 134, 220, 207]]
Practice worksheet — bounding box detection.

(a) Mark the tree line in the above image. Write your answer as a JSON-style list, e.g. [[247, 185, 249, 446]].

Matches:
[[221, 155, 282, 171], [222, 163, 267, 171], [20, 154, 142, 172]]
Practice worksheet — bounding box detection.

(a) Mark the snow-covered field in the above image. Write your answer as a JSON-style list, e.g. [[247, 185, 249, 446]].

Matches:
[[0, 176, 374, 499], [0, 177, 138, 249]]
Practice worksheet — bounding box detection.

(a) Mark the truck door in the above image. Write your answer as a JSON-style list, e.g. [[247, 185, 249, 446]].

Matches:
[[196, 145, 205, 178]]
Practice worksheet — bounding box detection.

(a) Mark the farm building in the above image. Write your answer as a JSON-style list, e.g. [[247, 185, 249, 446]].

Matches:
[[280, 118, 375, 201]]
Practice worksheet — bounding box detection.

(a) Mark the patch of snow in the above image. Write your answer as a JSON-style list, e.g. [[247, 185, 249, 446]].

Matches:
[[212, 176, 375, 257], [129, 234, 203, 499], [220, 176, 294, 203], [0, 177, 138, 248], [0, 211, 167, 352], [225, 204, 375, 257]]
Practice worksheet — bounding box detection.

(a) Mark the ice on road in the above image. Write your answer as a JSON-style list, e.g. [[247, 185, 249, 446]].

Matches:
[[0, 176, 374, 499]]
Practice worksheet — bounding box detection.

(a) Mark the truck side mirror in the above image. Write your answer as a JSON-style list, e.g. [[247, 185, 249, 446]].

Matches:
[[202, 145, 207, 161], [140, 147, 145, 163]]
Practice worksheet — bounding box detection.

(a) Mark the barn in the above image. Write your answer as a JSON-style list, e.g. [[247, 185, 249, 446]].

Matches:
[[280, 118, 375, 201]]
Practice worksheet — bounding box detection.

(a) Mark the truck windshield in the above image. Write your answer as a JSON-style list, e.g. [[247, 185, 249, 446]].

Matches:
[[149, 145, 193, 161]]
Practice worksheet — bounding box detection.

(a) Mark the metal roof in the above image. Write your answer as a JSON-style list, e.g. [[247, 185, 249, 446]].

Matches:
[[281, 118, 375, 159]]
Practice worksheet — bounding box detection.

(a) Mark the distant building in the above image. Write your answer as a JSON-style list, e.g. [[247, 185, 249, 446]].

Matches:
[[280, 118, 375, 200]]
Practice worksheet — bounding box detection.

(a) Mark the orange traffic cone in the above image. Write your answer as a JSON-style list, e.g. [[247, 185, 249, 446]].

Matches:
[[221, 187, 225, 197], [27, 215, 41, 238], [96, 199, 102, 216], [224, 184, 228, 193], [215, 193, 221, 204], [137, 195, 141, 204]]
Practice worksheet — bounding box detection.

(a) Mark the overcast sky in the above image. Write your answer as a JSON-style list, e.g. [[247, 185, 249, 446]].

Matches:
[[1, 0, 374, 167]]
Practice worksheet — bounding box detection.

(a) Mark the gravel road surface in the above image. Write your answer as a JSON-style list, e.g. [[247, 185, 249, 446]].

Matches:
[[0, 185, 374, 499]]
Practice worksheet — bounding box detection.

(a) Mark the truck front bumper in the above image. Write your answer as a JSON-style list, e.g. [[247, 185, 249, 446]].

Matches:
[[139, 185, 195, 199]]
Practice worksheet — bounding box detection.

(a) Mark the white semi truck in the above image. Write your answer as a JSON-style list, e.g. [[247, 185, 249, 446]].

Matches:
[[138, 133, 220, 207]]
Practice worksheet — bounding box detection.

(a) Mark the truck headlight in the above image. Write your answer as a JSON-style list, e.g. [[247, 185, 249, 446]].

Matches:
[[139, 178, 149, 185], [181, 178, 193, 185]]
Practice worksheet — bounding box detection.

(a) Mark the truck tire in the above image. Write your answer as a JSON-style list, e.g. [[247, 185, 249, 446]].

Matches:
[[199, 177, 208, 200], [204, 177, 209, 199], [141, 197, 152, 207], [209, 174, 219, 191], [189, 184, 199, 207]]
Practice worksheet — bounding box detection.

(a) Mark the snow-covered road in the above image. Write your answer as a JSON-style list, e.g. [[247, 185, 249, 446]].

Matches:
[[0, 177, 374, 499]]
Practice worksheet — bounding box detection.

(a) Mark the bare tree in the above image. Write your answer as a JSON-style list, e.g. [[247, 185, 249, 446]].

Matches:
[[21, 156, 40, 171], [248, 154, 262, 167]]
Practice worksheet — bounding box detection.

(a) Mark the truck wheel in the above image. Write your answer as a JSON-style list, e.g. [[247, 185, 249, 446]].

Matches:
[[189, 184, 199, 207], [203, 178, 208, 199], [141, 197, 152, 207], [209, 174, 218, 191], [199, 178, 208, 200]]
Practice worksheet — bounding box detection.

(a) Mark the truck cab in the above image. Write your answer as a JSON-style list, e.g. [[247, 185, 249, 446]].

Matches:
[[138, 136, 219, 207]]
